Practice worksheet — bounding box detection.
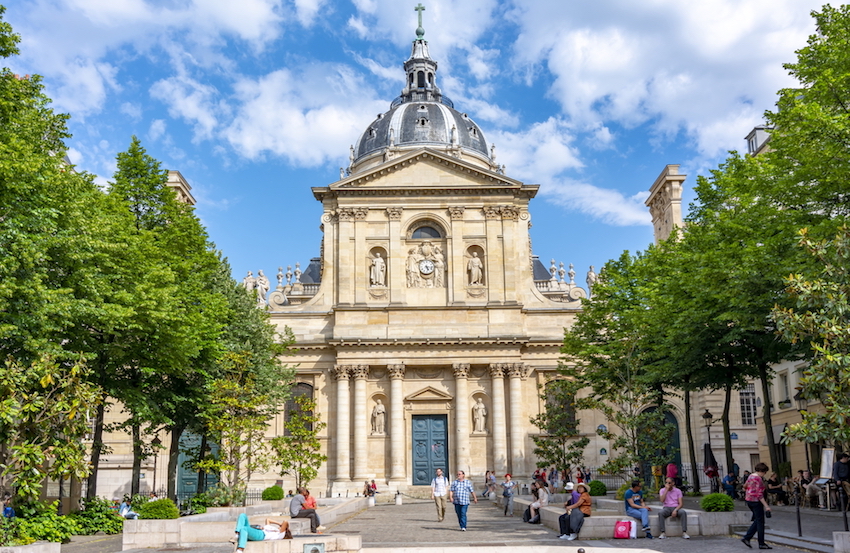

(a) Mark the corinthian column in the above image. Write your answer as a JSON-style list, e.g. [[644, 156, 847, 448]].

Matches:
[[332, 365, 351, 483], [453, 363, 470, 473], [507, 363, 527, 474], [351, 364, 369, 481], [388, 364, 406, 480], [489, 363, 508, 475]]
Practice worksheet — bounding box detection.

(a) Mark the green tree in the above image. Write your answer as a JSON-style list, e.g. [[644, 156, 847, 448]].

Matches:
[[765, 4, 850, 232], [0, 356, 101, 503], [530, 378, 589, 478], [103, 136, 229, 501], [774, 227, 850, 452], [272, 395, 327, 490], [561, 252, 675, 483]]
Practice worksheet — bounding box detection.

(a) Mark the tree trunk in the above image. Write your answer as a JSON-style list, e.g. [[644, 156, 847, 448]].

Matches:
[[131, 423, 141, 496], [196, 434, 208, 494], [86, 401, 107, 500], [167, 424, 185, 502], [759, 362, 779, 471], [722, 381, 734, 475], [684, 388, 701, 494]]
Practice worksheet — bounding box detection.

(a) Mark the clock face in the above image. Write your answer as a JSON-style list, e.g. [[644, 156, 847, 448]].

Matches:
[[419, 259, 435, 274]]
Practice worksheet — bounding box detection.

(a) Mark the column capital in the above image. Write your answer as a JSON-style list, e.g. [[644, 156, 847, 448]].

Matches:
[[351, 364, 369, 379], [506, 363, 528, 379], [387, 364, 405, 379], [448, 206, 465, 220], [488, 363, 507, 378], [386, 207, 403, 220], [453, 363, 470, 378], [338, 207, 355, 221], [332, 365, 351, 380]]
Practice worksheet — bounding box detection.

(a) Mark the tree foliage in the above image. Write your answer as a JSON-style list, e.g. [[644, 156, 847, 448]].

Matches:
[[530, 378, 589, 476], [774, 227, 850, 452], [272, 395, 327, 490], [0, 356, 101, 502]]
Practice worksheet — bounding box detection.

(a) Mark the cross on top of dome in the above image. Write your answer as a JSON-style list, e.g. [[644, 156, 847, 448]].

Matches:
[[415, 3, 426, 40]]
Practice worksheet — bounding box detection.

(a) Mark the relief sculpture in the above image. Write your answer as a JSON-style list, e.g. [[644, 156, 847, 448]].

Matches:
[[406, 241, 445, 288]]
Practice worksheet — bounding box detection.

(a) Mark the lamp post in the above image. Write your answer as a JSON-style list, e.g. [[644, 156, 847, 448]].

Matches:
[[793, 389, 811, 474], [702, 409, 714, 448], [151, 436, 162, 495]]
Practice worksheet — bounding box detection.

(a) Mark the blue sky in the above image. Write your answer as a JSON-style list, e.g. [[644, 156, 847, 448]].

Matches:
[[4, 0, 825, 285]]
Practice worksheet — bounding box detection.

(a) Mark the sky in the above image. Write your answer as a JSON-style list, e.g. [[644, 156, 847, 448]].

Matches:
[[4, 0, 826, 286]]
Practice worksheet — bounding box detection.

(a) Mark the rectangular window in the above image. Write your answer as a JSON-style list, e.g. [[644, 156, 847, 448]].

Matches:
[[740, 384, 757, 426], [780, 372, 790, 401]]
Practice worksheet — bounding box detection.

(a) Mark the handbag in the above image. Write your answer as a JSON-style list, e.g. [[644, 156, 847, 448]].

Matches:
[[614, 520, 631, 539]]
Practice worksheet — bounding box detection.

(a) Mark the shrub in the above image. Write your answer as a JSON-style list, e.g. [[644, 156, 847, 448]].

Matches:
[[16, 502, 81, 543], [615, 482, 630, 500], [206, 484, 246, 507], [701, 492, 735, 512], [138, 498, 179, 519], [0, 517, 32, 547], [262, 485, 284, 501], [587, 480, 607, 496], [130, 493, 150, 511], [69, 497, 124, 535]]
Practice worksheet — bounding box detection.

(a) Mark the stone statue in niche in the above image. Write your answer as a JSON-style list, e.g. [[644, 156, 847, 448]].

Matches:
[[467, 252, 484, 286], [255, 270, 270, 306], [371, 399, 386, 435], [370, 252, 386, 287], [472, 397, 487, 433], [406, 241, 445, 288]]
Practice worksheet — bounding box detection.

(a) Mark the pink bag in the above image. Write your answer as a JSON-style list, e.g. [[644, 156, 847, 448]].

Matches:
[[614, 520, 632, 539]]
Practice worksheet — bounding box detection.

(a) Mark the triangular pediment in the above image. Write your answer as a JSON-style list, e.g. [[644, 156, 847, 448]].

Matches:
[[331, 148, 523, 190], [405, 385, 454, 402]]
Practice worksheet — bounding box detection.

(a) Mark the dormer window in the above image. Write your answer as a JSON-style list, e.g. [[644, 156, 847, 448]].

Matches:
[[419, 118, 428, 126], [369, 128, 377, 138]]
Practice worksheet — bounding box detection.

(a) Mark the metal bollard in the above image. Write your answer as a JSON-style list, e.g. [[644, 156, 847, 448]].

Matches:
[[395, 491, 403, 505]]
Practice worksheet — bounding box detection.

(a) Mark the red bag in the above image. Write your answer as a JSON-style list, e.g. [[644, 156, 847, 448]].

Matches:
[[614, 520, 633, 539]]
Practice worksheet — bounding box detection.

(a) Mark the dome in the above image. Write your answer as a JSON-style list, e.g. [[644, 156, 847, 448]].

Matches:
[[353, 102, 489, 162], [347, 21, 498, 175]]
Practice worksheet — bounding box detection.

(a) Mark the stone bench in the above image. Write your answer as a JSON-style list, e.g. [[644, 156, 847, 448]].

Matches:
[[122, 497, 369, 550], [507, 496, 751, 539]]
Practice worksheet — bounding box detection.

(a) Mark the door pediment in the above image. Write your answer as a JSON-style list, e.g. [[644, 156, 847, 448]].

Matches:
[[405, 386, 453, 402]]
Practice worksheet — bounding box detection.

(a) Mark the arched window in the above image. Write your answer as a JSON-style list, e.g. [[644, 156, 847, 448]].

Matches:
[[417, 71, 425, 88], [412, 226, 441, 239], [283, 383, 314, 435]]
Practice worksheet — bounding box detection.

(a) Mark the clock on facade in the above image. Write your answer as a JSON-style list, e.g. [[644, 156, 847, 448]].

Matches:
[[419, 259, 435, 274]]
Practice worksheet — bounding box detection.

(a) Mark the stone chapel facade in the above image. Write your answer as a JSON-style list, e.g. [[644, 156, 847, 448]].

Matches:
[[263, 31, 596, 494]]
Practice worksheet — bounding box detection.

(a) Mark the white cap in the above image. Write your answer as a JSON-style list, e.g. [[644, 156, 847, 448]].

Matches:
[[565, 482, 574, 490]]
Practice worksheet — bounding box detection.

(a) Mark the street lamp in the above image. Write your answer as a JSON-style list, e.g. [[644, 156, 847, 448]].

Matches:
[[702, 409, 714, 447], [794, 389, 812, 474], [151, 436, 162, 494]]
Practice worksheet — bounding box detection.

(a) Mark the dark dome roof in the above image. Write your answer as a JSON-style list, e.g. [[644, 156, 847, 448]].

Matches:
[[353, 101, 489, 163]]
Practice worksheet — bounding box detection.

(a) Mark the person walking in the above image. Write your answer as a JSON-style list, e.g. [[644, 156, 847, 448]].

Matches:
[[430, 468, 449, 522], [741, 462, 772, 549], [448, 470, 477, 531], [501, 473, 517, 516]]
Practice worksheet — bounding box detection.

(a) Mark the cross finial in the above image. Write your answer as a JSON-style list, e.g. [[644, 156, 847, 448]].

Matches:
[[415, 3, 425, 39]]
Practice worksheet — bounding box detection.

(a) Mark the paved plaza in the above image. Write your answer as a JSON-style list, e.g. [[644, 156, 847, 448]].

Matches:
[[62, 494, 846, 553]]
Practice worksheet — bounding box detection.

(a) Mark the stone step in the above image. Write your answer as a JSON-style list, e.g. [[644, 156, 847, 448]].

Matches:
[[733, 528, 833, 553]]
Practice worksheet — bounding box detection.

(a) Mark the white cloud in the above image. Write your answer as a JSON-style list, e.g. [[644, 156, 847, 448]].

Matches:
[[293, 0, 326, 27], [347, 16, 369, 38], [488, 117, 582, 182], [224, 64, 387, 166], [544, 179, 651, 227], [150, 75, 220, 142], [120, 102, 142, 120], [508, 0, 823, 159], [148, 119, 167, 142]]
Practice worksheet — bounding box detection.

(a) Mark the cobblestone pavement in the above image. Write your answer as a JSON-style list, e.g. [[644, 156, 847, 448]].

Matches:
[[62, 494, 847, 553]]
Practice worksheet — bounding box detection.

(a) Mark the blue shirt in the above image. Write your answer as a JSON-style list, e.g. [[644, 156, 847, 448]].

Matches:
[[450, 478, 475, 505], [624, 488, 644, 510]]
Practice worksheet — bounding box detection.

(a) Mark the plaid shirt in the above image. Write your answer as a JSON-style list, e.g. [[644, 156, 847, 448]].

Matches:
[[450, 478, 475, 505]]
